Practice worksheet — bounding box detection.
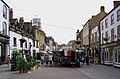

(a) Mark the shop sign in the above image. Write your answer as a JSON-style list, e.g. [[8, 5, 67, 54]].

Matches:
[[107, 43, 117, 47], [101, 43, 117, 48], [101, 45, 107, 48]]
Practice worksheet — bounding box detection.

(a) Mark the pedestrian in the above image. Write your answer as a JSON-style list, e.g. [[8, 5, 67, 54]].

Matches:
[[6, 55, 10, 67], [49, 54, 53, 67], [44, 54, 49, 66], [85, 55, 89, 66], [41, 55, 45, 65], [81, 55, 85, 65]]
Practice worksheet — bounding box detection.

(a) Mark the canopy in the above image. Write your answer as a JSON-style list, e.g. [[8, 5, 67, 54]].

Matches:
[[40, 51, 47, 54]]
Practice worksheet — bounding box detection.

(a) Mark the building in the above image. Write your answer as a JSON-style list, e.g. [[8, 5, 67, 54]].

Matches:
[[100, 1, 120, 67], [9, 9, 38, 58], [32, 17, 46, 54], [89, 6, 107, 63], [82, 6, 107, 63], [0, 0, 10, 63]]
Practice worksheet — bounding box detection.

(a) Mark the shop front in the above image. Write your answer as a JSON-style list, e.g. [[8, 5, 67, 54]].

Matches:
[[113, 44, 120, 67], [101, 42, 117, 66], [0, 34, 10, 64]]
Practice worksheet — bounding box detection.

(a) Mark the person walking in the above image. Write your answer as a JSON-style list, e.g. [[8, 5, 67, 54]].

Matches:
[[6, 55, 10, 67], [49, 54, 53, 67], [85, 55, 89, 66]]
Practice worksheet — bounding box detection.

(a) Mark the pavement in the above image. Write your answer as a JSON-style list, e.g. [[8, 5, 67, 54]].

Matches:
[[77, 64, 120, 79], [0, 63, 120, 79]]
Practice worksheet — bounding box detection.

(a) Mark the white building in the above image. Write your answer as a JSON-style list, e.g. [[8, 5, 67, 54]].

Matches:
[[0, 0, 10, 63], [9, 9, 39, 58], [100, 1, 120, 67]]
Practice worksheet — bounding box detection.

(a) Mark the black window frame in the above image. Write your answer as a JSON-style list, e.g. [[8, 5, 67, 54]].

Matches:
[[3, 22, 7, 35], [3, 5, 7, 19], [111, 14, 114, 25], [13, 37, 17, 47], [117, 9, 120, 21]]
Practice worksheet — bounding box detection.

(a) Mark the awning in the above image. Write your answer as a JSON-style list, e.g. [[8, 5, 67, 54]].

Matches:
[[40, 51, 47, 54], [48, 51, 53, 54]]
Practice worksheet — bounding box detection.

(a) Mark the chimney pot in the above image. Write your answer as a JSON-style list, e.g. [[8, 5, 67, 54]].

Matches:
[[100, 6, 105, 12]]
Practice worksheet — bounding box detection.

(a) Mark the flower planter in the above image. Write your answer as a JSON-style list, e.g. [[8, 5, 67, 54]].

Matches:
[[75, 40, 81, 44], [103, 38, 109, 41]]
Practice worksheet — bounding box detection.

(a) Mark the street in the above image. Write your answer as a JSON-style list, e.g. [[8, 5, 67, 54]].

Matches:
[[0, 64, 120, 79]]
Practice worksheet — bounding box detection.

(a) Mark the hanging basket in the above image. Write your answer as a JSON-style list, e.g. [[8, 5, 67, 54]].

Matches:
[[19, 38, 26, 43], [103, 37, 109, 41], [75, 40, 81, 44]]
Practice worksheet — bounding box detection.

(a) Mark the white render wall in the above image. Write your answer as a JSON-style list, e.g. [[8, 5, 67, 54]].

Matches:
[[100, 5, 120, 44], [10, 31, 38, 57], [0, 1, 9, 35], [10, 31, 22, 56]]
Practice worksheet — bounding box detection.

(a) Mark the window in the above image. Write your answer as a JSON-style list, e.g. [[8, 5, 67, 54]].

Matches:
[[95, 32, 97, 42], [111, 28, 114, 41], [25, 41, 27, 48], [13, 37, 17, 47], [3, 22, 7, 35], [117, 9, 120, 21], [33, 40, 35, 47], [105, 19, 108, 28], [105, 31, 108, 38], [36, 41, 39, 48], [101, 22, 104, 30], [20, 41, 23, 48], [111, 14, 114, 25], [97, 31, 99, 42], [91, 34, 92, 44], [3, 5, 7, 19], [102, 33, 104, 44], [117, 25, 120, 40], [114, 48, 117, 62], [109, 49, 113, 61]]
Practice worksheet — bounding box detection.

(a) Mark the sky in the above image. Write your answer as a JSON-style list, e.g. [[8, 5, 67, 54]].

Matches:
[[4, 0, 115, 44]]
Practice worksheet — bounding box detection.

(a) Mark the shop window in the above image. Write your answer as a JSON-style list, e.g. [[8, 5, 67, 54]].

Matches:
[[114, 48, 117, 62], [117, 25, 120, 40], [109, 49, 113, 61], [105, 51, 109, 61], [3, 5, 7, 19], [118, 48, 120, 63]]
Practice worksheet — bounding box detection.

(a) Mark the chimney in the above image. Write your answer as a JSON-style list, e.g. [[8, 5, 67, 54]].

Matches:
[[9, 8, 13, 20], [100, 6, 105, 12], [113, 1, 120, 8], [19, 17, 24, 24]]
